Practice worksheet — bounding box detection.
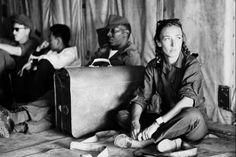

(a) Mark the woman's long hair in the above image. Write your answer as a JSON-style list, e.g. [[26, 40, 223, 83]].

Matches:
[[154, 19, 190, 58]]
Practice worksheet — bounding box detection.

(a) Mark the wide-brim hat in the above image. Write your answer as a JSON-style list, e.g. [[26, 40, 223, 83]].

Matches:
[[13, 14, 33, 30], [106, 15, 130, 29]]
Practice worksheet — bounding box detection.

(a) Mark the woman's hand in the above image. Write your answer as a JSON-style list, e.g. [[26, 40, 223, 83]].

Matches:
[[137, 122, 159, 141], [131, 120, 141, 140]]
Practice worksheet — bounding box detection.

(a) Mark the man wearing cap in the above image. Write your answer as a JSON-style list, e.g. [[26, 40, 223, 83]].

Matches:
[[0, 24, 81, 138], [0, 14, 40, 104], [89, 14, 141, 66]]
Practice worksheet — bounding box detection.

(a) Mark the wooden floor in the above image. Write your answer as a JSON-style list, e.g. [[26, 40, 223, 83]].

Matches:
[[0, 122, 235, 157]]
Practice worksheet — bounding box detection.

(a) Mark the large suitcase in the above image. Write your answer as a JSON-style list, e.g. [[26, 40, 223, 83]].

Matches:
[[54, 66, 144, 138]]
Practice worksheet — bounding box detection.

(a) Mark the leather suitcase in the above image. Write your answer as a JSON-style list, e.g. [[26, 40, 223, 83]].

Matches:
[[54, 66, 144, 138]]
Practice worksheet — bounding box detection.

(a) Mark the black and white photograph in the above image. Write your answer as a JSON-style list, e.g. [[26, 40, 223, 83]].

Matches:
[[0, 0, 235, 156]]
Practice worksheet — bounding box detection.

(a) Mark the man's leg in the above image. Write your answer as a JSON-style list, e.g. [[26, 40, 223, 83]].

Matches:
[[0, 51, 16, 106], [0, 91, 53, 136], [0, 50, 16, 75], [23, 92, 53, 122], [25, 117, 52, 133], [11, 70, 33, 103], [29, 59, 55, 100], [13, 91, 53, 133], [152, 108, 208, 143]]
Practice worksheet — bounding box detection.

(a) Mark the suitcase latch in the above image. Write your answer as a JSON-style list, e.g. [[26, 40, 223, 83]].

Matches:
[[58, 105, 69, 115]]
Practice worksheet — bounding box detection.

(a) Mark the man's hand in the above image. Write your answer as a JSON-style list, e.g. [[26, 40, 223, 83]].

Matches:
[[29, 55, 40, 60], [131, 120, 141, 140], [36, 41, 49, 52], [18, 60, 33, 76], [137, 122, 159, 141]]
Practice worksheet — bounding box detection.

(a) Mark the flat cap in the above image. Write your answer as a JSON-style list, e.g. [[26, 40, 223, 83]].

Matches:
[[13, 14, 33, 30], [106, 15, 130, 28]]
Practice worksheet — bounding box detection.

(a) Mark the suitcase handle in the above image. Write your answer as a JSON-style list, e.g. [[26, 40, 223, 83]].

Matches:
[[89, 58, 112, 67]]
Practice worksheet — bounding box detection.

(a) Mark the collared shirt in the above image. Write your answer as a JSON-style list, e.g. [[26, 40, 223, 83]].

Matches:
[[39, 46, 81, 69], [108, 49, 118, 59], [132, 52, 203, 114], [17, 37, 39, 70], [91, 41, 141, 66]]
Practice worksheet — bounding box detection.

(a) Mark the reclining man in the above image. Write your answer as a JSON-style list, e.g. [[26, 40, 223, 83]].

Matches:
[[89, 14, 141, 66], [0, 14, 40, 104], [0, 24, 81, 138]]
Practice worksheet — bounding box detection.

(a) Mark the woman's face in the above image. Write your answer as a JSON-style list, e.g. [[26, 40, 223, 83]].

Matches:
[[157, 25, 183, 58]]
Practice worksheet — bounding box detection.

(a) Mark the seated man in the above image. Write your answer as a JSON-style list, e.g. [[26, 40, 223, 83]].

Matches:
[[89, 14, 141, 66], [20, 24, 81, 101], [0, 14, 40, 105], [0, 24, 81, 138]]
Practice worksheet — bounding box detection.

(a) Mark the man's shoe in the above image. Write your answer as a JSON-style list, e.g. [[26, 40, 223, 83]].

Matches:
[[0, 105, 14, 138], [157, 138, 182, 153]]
